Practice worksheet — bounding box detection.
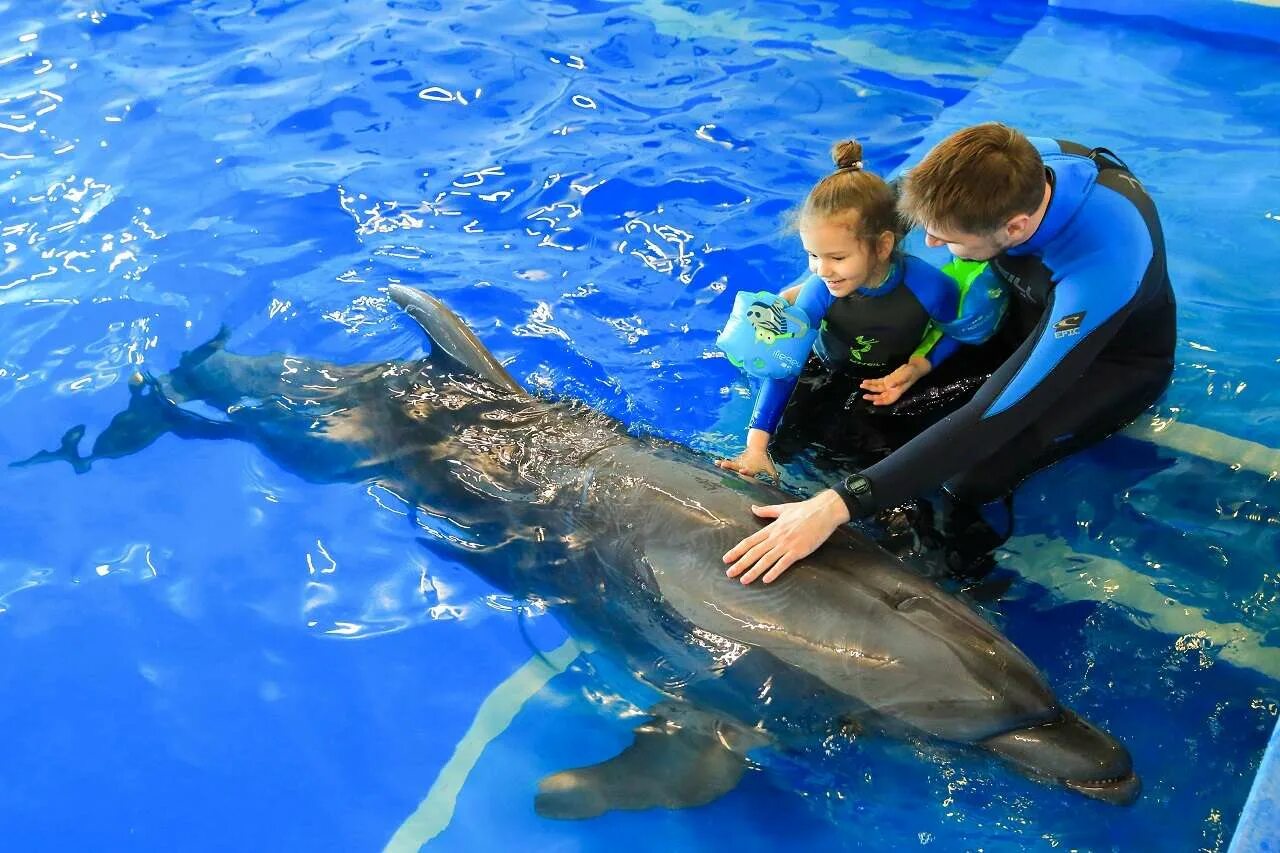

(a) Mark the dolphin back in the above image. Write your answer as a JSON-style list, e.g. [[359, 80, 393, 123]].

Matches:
[[578, 440, 1060, 741]]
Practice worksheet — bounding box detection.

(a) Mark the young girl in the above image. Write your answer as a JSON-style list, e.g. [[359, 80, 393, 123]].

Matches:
[[718, 139, 977, 481]]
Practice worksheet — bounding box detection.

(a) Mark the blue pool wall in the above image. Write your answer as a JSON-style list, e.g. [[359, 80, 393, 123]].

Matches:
[[1232, 715, 1280, 853]]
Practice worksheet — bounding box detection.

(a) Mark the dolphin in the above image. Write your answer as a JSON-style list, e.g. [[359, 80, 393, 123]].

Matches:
[[17, 285, 1140, 812]]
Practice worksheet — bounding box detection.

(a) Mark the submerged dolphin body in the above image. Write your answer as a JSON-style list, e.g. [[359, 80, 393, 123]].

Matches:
[[20, 286, 1140, 812]]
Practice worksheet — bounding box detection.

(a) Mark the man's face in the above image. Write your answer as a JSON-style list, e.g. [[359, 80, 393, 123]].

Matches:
[[922, 224, 1010, 262]]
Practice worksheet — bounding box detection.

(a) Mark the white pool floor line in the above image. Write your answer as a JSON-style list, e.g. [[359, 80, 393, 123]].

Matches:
[[382, 638, 586, 853]]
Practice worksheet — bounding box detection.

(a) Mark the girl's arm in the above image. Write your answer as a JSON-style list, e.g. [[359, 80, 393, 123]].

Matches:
[[719, 276, 833, 476]]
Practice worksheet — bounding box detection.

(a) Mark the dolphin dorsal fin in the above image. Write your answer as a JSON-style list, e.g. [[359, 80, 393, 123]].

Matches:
[[387, 285, 527, 396]]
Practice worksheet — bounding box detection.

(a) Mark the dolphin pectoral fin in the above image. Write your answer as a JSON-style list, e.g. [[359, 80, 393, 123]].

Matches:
[[386, 284, 527, 397], [534, 704, 762, 819]]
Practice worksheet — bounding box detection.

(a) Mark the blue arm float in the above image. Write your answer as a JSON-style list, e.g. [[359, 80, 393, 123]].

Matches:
[[716, 291, 818, 379]]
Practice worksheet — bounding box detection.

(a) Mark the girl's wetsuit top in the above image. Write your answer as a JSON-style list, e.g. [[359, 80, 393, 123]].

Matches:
[[857, 137, 1177, 510], [749, 254, 961, 433]]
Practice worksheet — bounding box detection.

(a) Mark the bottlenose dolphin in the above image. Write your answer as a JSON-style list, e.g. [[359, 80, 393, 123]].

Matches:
[[18, 285, 1140, 812]]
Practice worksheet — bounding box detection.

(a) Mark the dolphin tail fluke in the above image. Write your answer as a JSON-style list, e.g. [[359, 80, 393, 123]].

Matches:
[[534, 702, 764, 819], [12, 371, 240, 474], [11, 424, 92, 473], [386, 284, 527, 397]]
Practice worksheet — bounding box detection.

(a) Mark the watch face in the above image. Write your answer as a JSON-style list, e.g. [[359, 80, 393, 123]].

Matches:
[[844, 475, 871, 495]]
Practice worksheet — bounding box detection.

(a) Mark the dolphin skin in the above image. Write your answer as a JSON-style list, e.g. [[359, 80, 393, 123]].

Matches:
[[18, 285, 1140, 813]]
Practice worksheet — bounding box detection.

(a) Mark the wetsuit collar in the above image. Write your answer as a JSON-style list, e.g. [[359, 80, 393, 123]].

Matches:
[[852, 255, 905, 299], [1006, 156, 1097, 257]]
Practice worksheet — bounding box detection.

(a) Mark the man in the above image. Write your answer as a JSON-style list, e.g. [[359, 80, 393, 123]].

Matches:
[[723, 122, 1176, 584]]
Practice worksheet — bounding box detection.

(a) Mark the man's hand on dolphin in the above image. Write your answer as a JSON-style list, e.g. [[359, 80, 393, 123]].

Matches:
[[722, 490, 850, 584]]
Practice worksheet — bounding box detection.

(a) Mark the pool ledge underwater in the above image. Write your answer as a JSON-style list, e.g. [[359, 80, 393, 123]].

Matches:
[[1050, 0, 1280, 48]]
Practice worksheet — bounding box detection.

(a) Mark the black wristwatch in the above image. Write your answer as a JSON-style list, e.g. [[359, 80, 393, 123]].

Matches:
[[833, 473, 875, 519]]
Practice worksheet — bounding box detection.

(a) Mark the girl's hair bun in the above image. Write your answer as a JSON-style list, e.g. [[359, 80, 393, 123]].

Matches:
[[832, 139, 864, 171]]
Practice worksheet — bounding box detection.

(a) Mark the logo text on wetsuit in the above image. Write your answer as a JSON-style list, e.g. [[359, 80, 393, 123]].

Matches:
[[1053, 311, 1086, 339], [993, 259, 1031, 300]]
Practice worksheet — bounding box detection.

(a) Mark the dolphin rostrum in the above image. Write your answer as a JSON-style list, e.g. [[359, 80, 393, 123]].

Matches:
[[17, 285, 1140, 813]]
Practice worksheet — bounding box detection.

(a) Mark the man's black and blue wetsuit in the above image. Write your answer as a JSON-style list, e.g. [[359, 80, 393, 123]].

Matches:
[[749, 254, 961, 437], [847, 138, 1176, 511]]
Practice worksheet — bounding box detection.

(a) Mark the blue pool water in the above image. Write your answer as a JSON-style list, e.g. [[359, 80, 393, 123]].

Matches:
[[1, 0, 1278, 849]]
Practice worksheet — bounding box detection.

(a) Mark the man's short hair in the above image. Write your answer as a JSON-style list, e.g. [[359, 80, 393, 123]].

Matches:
[[899, 123, 1046, 235]]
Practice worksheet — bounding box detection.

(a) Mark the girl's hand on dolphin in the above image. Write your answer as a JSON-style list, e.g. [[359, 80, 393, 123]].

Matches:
[[716, 427, 778, 481], [716, 448, 779, 481], [861, 356, 931, 406], [722, 490, 851, 584]]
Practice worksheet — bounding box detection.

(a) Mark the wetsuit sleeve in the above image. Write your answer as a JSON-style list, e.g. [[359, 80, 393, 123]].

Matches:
[[859, 203, 1155, 510], [748, 375, 800, 434], [748, 275, 832, 433], [911, 324, 945, 362], [915, 326, 959, 367], [903, 257, 961, 367]]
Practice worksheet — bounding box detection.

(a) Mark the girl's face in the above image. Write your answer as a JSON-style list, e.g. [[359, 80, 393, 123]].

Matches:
[[799, 217, 893, 298]]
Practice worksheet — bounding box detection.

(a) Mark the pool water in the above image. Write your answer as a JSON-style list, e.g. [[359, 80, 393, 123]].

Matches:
[[1, 0, 1277, 849]]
